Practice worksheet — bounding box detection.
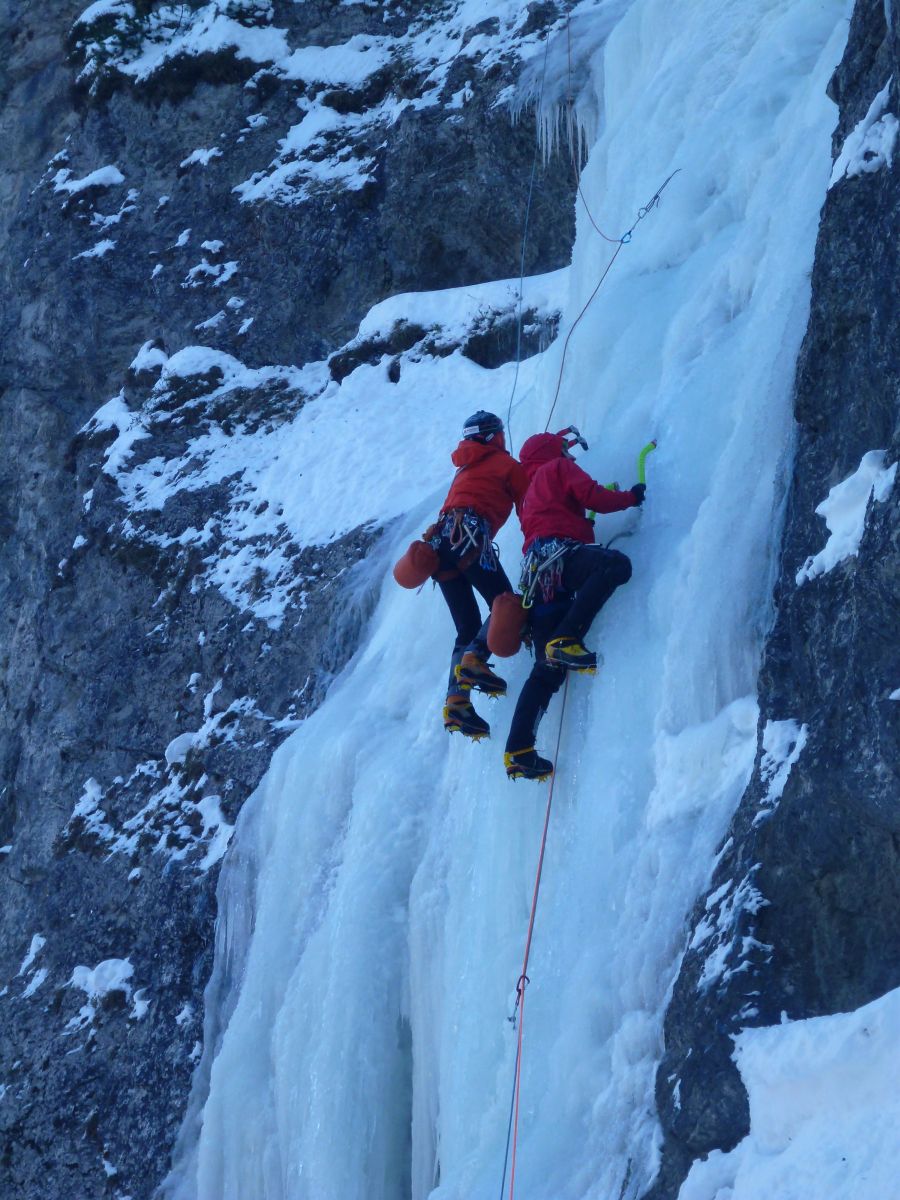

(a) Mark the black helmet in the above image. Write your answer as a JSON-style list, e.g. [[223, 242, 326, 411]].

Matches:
[[462, 411, 504, 443]]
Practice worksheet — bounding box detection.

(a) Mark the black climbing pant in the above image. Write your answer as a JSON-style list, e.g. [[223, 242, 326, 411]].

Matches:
[[437, 536, 513, 694], [506, 545, 632, 751]]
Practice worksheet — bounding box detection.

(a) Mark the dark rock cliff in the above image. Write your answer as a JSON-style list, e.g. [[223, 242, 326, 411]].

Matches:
[[648, 0, 900, 1193], [0, 2, 575, 1196]]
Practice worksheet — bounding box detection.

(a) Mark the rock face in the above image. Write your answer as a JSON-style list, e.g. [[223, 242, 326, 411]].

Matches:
[[648, 0, 900, 1193], [0, 3, 575, 1196]]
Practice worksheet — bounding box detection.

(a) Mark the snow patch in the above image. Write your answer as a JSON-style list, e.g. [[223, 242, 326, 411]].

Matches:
[[52, 164, 125, 194], [131, 988, 151, 1020], [180, 147, 223, 168], [70, 958, 134, 998], [73, 239, 117, 260], [692, 868, 771, 992], [796, 451, 897, 585], [830, 78, 899, 187], [74, 0, 135, 25], [18, 934, 46, 977], [21, 970, 49, 999], [753, 718, 808, 824], [130, 341, 168, 373]]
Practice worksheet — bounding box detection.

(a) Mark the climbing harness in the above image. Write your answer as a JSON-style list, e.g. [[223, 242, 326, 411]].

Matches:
[[518, 536, 577, 608], [433, 508, 499, 572], [498, 676, 570, 1200]]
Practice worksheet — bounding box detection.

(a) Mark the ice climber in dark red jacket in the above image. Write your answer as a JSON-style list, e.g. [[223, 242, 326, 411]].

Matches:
[[503, 429, 646, 782], [432, 411, 530, 741]]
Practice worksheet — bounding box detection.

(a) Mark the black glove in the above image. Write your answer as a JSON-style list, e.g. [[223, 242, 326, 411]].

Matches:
[[630, 483, 646, 506]]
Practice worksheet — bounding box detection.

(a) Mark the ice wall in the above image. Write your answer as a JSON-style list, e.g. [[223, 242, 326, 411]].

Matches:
[[167, 1, 850, 1197]]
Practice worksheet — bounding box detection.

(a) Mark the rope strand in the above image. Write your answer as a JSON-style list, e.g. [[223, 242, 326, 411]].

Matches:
[[499, 676, 569, 1200]]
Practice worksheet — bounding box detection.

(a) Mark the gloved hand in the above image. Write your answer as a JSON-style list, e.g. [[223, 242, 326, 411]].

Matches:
[[630, 483, 647, 506]]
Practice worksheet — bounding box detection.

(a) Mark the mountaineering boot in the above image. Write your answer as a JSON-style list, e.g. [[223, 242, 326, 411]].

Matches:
[[455, 651, 507, 696], [504, 747, 554, 782], [545, 636, 599, 674], [443, 691, 490, 740]]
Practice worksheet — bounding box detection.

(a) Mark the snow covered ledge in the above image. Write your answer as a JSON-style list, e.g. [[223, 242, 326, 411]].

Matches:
[[679, 986, 900, 1199]]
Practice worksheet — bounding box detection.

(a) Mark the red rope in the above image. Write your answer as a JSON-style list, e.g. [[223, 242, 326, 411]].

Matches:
[[507, 675, 570, 1200]]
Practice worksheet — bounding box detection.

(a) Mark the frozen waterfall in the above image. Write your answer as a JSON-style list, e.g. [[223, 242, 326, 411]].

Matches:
[[165, 0, 850, 1197]]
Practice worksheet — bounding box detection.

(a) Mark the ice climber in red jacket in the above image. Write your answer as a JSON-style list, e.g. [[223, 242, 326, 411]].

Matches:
[[431, 411, 529, 740], [503, 429, 646, 782]]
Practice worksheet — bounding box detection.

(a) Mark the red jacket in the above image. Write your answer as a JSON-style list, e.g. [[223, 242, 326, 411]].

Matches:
[[440, 439, 530, 537], [519, 432, 639, 550]]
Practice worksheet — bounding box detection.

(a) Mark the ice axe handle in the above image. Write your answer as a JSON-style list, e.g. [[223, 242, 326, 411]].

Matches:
[[637, 440, 658, 485]]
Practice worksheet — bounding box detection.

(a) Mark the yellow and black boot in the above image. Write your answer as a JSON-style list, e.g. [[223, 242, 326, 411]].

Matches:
[[544, 636, 599, 673], [443, 689, 490, 740], [455, 651, 507, 696], [504, 747, 554, 781]]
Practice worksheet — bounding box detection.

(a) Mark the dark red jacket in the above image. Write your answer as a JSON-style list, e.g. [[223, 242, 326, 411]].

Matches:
[[519, 432, 639, 550], [440, 439, 530, 537]]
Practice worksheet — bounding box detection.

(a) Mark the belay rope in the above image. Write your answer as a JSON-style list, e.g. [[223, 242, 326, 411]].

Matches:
[[492, 16, 673, 1196], [499, 675, 570, 1200], [496, 442, 655, 1200]]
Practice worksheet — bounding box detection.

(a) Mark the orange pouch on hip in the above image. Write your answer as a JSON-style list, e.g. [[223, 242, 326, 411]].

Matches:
[[488, 591, 526, 657], [393, 540, 441, 588]]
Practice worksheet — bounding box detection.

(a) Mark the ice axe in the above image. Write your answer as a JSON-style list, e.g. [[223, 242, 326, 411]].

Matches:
[[587, 438, 657, 527]]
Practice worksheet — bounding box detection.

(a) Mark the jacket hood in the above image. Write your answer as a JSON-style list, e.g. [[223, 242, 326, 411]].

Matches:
[[519, 432, 566, 480], [450, 439, 505, 468]]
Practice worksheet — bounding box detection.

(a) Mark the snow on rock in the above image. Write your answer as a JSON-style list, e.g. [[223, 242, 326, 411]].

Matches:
[[70, 958, 134, 998], [72, 2, 289, 88], [17, 934, 46, 977], [73, 238, 117, 260], [830, 78, 899, 187], [180, 147, 224, 169], [131, 988, 151, 1020], [691, 868, 771, 994], [17, 932, 50, 1002], [61, 689, 248, 872], [81, 272, 561, 626], [182, 259, 239, 288], [679, 986, 900, 1200], [165, 733, 196, 766], [66, 958, 135, 1029], [51, 164, 125, 194], [796, 450, 897, 585], [195, 311, 227, 331], [21, 970, 49, 1000], [753, 718, 808, 825], [130, 340, 168, 373], [74, 0, 135, 25]]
